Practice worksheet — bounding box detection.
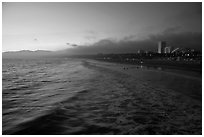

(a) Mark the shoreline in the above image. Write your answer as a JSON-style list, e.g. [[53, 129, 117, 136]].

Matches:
[[94, 58, 202, 74], [84, 59, 202, 101]]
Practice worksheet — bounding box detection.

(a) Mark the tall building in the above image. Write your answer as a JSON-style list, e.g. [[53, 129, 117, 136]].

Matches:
[[158, 41, 166, 53]]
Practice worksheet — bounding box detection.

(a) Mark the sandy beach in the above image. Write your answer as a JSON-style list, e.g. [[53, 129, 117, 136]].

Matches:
[[8, 59, 201, 135]]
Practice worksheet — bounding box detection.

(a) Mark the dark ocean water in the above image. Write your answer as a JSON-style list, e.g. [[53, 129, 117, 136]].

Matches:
[[2, 58, 202, 135], [2, 58, 97, 134]]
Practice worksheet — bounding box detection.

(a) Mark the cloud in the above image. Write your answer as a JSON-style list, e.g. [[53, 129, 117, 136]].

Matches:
[[149, 29, 202, 49], [66, 43, 78, 47], [71, 44, 78, 47], [65, 29, 202, 55]]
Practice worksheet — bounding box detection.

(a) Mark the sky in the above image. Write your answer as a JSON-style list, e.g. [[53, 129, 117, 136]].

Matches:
[[2, 2, 202, 52]]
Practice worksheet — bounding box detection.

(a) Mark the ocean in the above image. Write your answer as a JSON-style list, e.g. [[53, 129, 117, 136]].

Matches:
[[2, 58, 98, 134], [2, 58, 202, 135]]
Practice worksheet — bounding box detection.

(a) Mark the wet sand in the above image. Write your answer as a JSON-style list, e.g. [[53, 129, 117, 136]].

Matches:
[[96, 58, 202, 73], [7, 59, 202, 135]]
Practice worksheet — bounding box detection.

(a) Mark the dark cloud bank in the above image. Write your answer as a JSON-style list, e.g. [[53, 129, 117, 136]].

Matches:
[[65, 30, 201, 55], [3, 30, 202, 58]]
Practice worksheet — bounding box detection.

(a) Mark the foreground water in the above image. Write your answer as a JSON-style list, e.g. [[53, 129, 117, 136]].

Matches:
[[2, 58, 202, 134], [3, 58, 97, 134]]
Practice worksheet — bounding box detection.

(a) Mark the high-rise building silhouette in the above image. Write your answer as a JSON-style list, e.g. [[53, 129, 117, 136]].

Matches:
[[158, 41, 166, 53]]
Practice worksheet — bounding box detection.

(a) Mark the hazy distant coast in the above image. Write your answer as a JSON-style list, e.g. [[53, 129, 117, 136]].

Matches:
[[2, 50, 53, 59]]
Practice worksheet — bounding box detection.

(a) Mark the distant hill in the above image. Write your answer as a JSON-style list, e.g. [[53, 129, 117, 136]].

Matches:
[[2, 50, 53, 59]]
